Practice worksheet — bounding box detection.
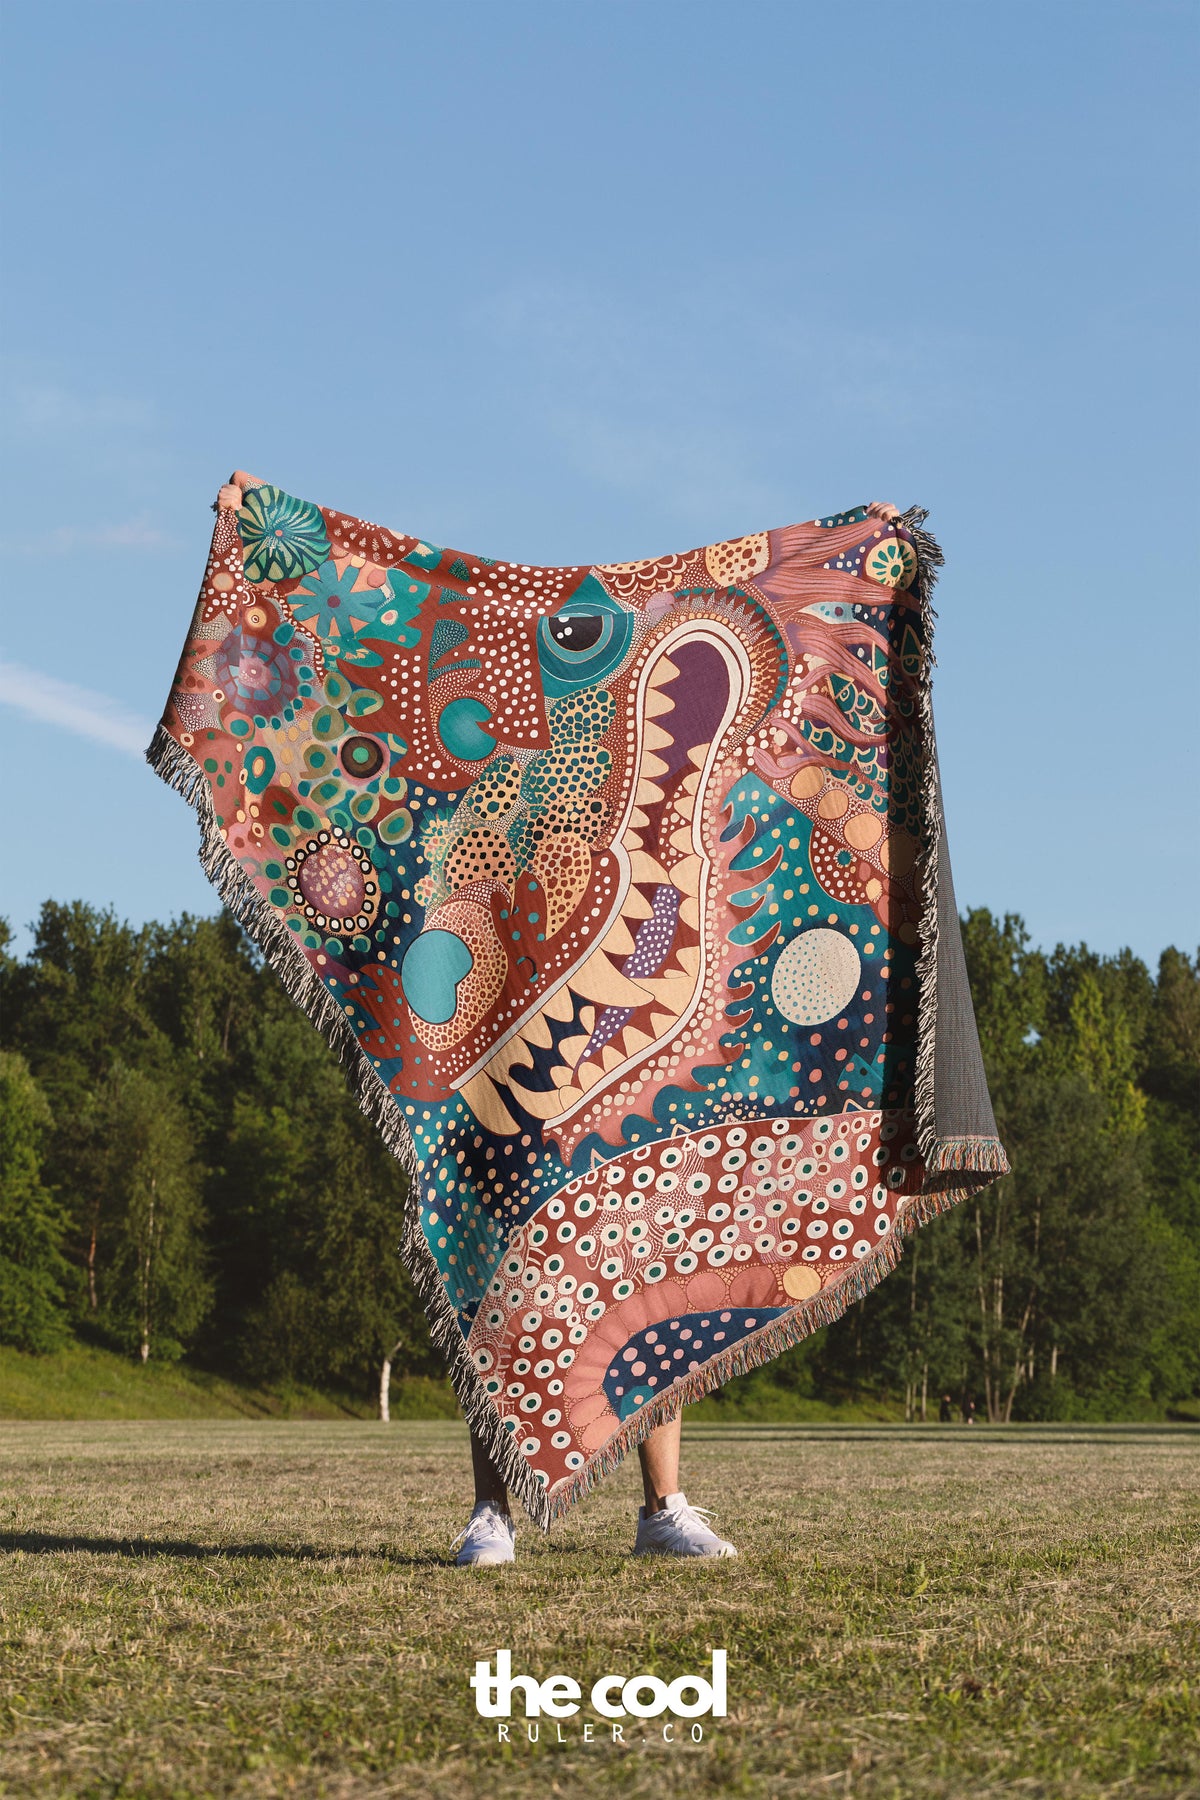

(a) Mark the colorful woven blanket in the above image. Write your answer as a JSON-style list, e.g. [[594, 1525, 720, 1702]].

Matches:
[[150, 479, 1006, 1525]]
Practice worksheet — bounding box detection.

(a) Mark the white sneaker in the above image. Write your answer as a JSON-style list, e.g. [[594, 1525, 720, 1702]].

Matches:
[[451, 1501, 515, 1567], [633, 1492, 738, 1558]]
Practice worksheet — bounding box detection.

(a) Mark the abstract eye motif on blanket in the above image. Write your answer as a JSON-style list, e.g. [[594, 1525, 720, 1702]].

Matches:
[[152, 481, 1005, 1527]]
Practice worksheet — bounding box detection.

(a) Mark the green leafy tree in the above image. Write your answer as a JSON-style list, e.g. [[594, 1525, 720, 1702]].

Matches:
[[1, 902, 157, 1098], [963, 918, 1165, 1419], [0, 1052, 70, 1351], [87, 1063, 212, 1360], [0, 902, 162, 1315], [1065, 968, 1146, 1138], [828, 911, 1181, 1423], [211, 973, 427, 1397], [1137, 948, 1200, 1405], [897, 1221, 974, 1421], [959, 910, 1047, 1086]]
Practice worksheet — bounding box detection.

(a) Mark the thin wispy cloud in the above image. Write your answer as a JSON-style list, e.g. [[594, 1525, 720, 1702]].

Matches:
[[466, 278, 988, 531], [544, 405, 775, 533], [467, 280, 781, 525], [4, 376, 155, 438], [0, 656, 152, 758], [1, 514, 179, 558], [1, 514, 179, 557], [0, 364, 176, 537]]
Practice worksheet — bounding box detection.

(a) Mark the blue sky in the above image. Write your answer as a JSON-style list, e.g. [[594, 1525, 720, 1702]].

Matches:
[[1, 0, 1195, 966]]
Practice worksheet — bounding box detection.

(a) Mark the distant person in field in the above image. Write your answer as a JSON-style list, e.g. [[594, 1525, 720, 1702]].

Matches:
[[962, 1396, 977, 1425], [939, 1394, 954, 1423]]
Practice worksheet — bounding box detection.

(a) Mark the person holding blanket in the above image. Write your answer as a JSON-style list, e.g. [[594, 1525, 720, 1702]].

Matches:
[[160, 480, 1005, 1570]]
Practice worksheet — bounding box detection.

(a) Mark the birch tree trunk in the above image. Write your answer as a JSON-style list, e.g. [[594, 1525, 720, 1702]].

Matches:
[[974, 1206, 999, 1421], [88, 1202, 100, 1312], [139, 1177, 157, 1363], [1002, 1300, 1035, 1422], [379, 1338, 405, 1422]]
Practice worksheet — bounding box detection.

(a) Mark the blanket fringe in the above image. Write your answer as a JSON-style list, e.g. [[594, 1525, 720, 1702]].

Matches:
[[928, 1135, 1010, 1175], [145, 718, 559, 1531], [900, 507, 1008, 1188], [901, 504, 945, 1169]]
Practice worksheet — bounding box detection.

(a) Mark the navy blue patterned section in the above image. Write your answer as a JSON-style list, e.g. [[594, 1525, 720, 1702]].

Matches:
[[603, 1307, 789, 1420]]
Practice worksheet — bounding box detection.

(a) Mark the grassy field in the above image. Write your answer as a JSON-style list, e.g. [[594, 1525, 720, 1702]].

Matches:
[[0, 1344, 460, 1424], [0, 1422, 1196, 1799]]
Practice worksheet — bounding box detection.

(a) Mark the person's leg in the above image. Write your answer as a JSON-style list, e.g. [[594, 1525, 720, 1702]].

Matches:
[[454, 1429, 516, 1566], [462, 1411, 733, 1557], [472, 1414, 680, 1512], [470, 1427, 510, 1513], [633, 1409, 737, 1556], [637, 1411, 681, 1513]]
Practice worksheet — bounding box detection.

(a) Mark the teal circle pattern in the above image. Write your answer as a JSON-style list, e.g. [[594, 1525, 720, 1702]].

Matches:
[[401, 929, 474, 1024], [437, 695, 497, 762]]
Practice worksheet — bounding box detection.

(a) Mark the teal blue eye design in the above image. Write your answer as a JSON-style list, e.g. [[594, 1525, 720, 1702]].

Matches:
[[536, 576, 636, 697]]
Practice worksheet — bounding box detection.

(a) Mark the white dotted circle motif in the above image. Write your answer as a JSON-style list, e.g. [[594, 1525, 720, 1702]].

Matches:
[[771, 928, 861, 1025]]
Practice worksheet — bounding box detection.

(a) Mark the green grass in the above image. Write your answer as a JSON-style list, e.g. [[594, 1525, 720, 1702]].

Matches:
[[6, 1339, 1189, 1429], [0, 1422, 1196, 1798], [0, 1343, 460, 1423]]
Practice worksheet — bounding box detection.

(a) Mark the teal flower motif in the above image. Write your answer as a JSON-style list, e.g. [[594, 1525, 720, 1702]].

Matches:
[[288, 560, 424, 664], [238, 486, 330, 584], [289, 559, 382, 641]]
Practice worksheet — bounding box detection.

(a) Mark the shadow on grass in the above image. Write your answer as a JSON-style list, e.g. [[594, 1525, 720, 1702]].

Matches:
[[684, 1423, 1200, 1442], [0, 1531, 449, 1566]]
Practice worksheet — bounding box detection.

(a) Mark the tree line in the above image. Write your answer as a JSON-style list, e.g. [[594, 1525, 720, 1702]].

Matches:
[[0, 902, 1196, 1421]]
